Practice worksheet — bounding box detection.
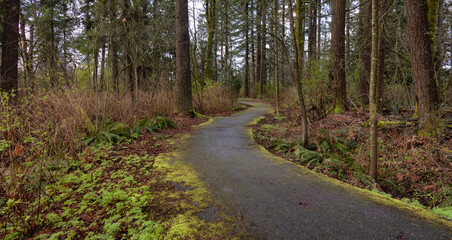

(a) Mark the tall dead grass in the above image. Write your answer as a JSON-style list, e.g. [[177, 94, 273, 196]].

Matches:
[[0, 85, 235, 234]]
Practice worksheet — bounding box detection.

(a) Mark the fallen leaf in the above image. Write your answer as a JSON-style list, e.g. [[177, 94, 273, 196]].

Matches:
[[409, 174, 420, 182], [397, 172, 404, 182], [12, 144, 24, 158], [422, 185, 436, 192]]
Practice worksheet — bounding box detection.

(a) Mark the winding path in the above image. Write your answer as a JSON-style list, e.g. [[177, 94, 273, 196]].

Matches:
[[176, 102, 451, 239]]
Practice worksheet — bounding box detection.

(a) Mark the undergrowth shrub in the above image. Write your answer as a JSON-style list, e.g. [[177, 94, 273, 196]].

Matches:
[[0, 85, 235, 238], [193, 80, 237, 115]]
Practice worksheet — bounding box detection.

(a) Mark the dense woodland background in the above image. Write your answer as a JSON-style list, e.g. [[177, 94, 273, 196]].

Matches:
[[0, 0, 451, 238]]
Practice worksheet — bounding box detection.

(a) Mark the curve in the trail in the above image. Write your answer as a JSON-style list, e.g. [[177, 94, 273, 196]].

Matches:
[[174, 101, 451, 239]]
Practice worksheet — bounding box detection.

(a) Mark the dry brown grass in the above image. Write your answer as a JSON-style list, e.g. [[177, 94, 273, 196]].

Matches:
[[193, 82, 237, 115], [0, 85, 236, 232]]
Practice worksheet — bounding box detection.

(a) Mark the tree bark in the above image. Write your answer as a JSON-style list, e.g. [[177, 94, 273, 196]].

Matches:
[[100, 42, 106, 91], [369, 0, 379, 179], [175, 0, 193, 114], [256, 2, 262, 96], [308, 0, 317, 81], [244, 0, 250, 97], [123, 0, 135, 103], [1, 0, 19, 92], [377, 0, 386, 112], [405, 0, 439, 124], [433, 0, 444, 87], [19, 9, 33, 89], [260, 0, 267, 96], [359, 0, 371, 106], [205, 0, 215, 82], [317, 0, 321, 60], [110, 0, 119, 95], [296, 0, 304, 78], [288, 0, 308, 147], [93, 48, 99, 90], [274, 0, 280, 113], [331, 0, 347, 113], [49, 1, 57, 86], [345, 0, 350, 67], [281, 0, 286, 85], [251, 1, 256, 96]]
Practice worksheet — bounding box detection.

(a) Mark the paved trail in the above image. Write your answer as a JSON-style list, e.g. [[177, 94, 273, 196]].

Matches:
[[175, 102, 451, 239]]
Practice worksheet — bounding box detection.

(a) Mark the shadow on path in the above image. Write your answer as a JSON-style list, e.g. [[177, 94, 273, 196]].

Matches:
[[174, 101, 451, 239]]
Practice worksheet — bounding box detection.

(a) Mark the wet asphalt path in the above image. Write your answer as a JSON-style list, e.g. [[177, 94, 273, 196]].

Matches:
[[177, 102, 451, 239]]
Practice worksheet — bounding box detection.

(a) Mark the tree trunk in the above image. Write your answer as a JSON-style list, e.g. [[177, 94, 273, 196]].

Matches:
[[93, 48, 99, 90], [260, 0, 267, 96], [296, 0, 304, 78], [331, 0, 347, 113], [359, 0, 371, 106], [281, 0, 286, 85], [110, 0, 119, 95], [49, 2, 57, 87], [317, 0, 321, 60], [19, 9, 33, 89], [369, 0, 379, 179], [256, 2, 262, 96], [175, 0, 193, 114], [433, 0, 444, 88], [427, 0, 439, 50], [251, 1, 256, 96], [377, 0, 387, 112], [288, 0, 308, 147], [274, 0, 280, 113], [405, 0, 440, 125], [308, 0, 317, 81], [1, 0, 19, 92], [205, 0, 215, 82], [224, 1, 231, 87], [100, 42, 106, 91], [345, 0, 350, 67], [123, 0, 135, 103], [244, 0, 250, 97]]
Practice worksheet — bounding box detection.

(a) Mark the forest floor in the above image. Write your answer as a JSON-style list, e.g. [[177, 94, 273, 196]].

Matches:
[[1, 110, 248, 239], [156, 101, 450, 239], [252, 102, 452, 218], [2, 97, 451, 239]]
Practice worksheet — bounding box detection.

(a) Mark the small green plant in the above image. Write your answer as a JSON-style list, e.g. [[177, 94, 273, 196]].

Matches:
[[432, 206, 452, 219], [272, 139, 293, 153], [292, 145, 323, 167], [430, 186, 452, 208], [84, 116, 176, 146]]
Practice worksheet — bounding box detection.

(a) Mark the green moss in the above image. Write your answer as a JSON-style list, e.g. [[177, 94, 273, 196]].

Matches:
[[333, 104, 345, 114], [246, 116, 452, 228], [154, 133, 239, 238], [432, 206, 452, 219], [363, 120, 413, 128], [327, 103, 345, 114], [163, 215, 199, 239], [412, 103, 419, 119], [249, 116, 265, 126], [418, 115, 444, 137], [427, 0, 439, 48]]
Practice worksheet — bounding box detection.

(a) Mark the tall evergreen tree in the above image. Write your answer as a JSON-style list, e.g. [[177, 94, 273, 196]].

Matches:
[[175, 0, 193, 114], [369, 0, 379, 179], [359, 0, 371, 106], [331, 0, 347, 113], [405, 0, 440, 126], [1, 0, 19, 92], [244, 0, 250, 97], [288, 0, 308, 147]]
